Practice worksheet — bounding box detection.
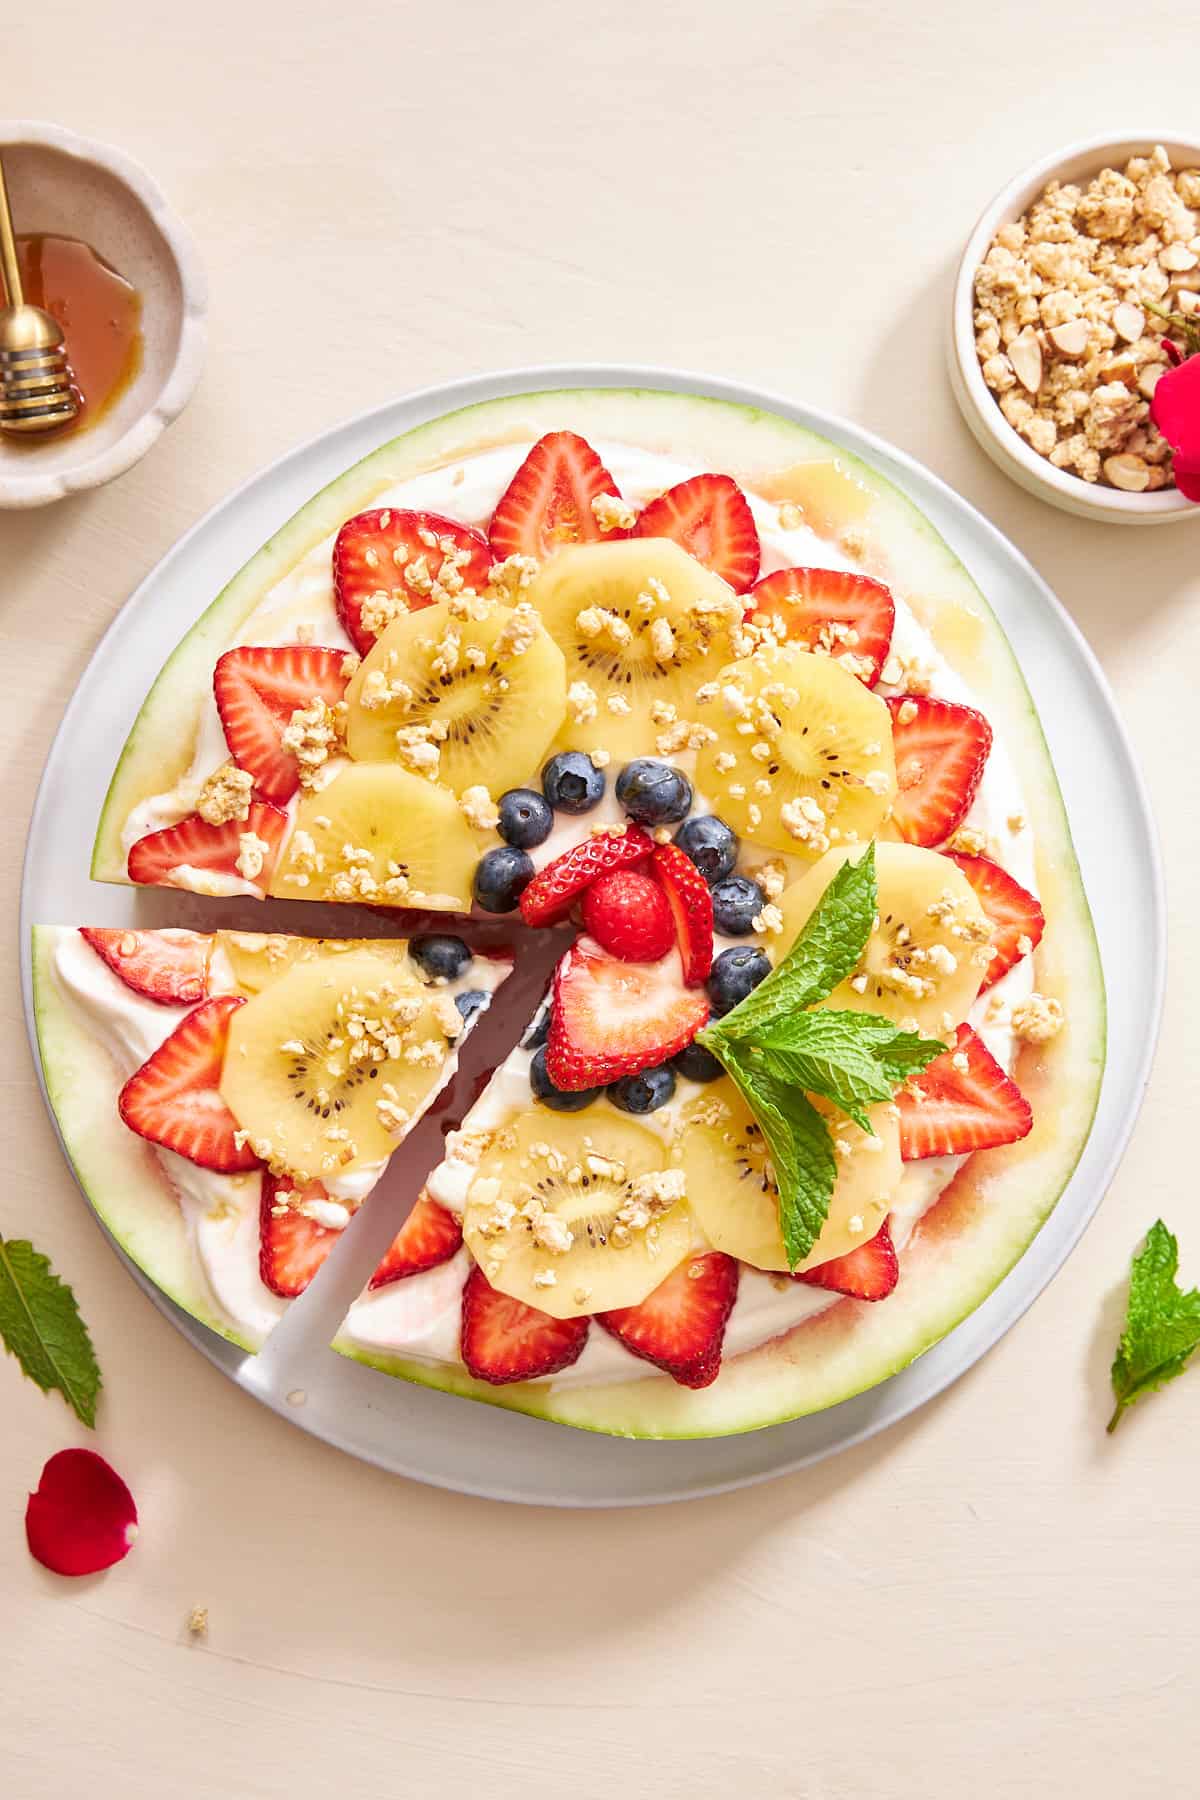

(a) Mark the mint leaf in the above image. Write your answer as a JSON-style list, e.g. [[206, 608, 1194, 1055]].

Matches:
[[1109, 1220, 1200, 1433], [719, 1046, 837, 1266], [704, 845, 877, 1043], [744, 1012, 946, 1133], [0, 1237, 101, 1428]]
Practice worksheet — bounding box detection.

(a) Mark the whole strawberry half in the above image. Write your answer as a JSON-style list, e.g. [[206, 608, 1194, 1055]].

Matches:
[[887, 694, 992, 846], [747, 567, 895, 685], [545, 937, 709, 1090], [599, 1252, 739, 1388], [489, 432, 627, 563], [898, 1024, 1032, 1161], [213, 645, 351, 803], [945, 852, 1044, 991], [79, 926, 209, 1006], [460, 1264, 590, 1385], [118, 996, 261, 1173], [518, 826, 654, 927], [334, 508, 492, 656], [794, 1220, 898, 1300], [634, 473, 760, 592], [581, 867, 675, 962]]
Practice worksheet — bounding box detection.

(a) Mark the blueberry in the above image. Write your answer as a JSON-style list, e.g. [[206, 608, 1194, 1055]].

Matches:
[[472, 846, 534, 913], [614, 759, 693, 826], [409, 934, 473, 981], [498, 787, 554, 849], [529, 1045, 601, 1112], [671, 1041, 725, 1083], [673, 815, 739, 884], [707, 946, 771, 1017], [455, 990, 489, 1026], [541, 750, 605, 814], [523, 1009, 551, 1051], [608, 1064, 676, 1115], [711, 875, 766, 938]]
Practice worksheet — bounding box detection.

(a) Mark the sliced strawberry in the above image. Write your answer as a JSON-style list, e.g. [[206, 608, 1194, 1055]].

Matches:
[[518, 826, 654, 927], [634, 473, 760, 593], [79, 926, 209, 1006], [886, 695, 993, 846], [334, 508, 492, 656], [795, 1220, 899, 1301], [598, 1252, 738, 1388], [581, 867, 675, 963], [213, 645, 351, 802], [946, 852, 1044, 991], [370, 1194, 463, 1289], [460, 1263, 590, 1385], [747, 567, 895, 685], [118, 996, 261, 1173], [488, 432, 626, 562], [126, 801, 288, 896], [260, 1175, 344, 1298], [898, 1024, 1033, 1161], [545, 937, 709, 1089], [650, 842, 714, 984]]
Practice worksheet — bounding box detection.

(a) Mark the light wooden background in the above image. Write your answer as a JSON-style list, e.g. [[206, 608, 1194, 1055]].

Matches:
[[4, 4, 1199, 1796]]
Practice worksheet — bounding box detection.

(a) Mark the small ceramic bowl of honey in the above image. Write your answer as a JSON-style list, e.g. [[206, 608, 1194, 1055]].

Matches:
[[0, 120, 206, 508]]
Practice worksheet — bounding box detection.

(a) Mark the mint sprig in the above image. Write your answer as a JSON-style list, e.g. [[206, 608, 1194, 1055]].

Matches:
[[1109, 1220, 1200, 1433], [0, 1236, 101, 1427], [697, 846, 946, 1267]]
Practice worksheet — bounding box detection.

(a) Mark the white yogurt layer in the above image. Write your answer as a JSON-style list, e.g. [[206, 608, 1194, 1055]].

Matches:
[[50, 927, 510, 1347], [112, 436, 1039, 1387]]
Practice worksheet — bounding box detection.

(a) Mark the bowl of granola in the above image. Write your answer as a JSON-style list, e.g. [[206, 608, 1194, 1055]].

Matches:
[[950, 134, 1200, 523]]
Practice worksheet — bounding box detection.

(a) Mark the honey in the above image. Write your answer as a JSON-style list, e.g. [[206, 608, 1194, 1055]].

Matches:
[[5, 234, 142, 439]]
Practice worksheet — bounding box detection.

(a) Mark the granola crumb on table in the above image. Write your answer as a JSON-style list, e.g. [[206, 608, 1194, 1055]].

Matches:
[[973, 144, 1200, 491]]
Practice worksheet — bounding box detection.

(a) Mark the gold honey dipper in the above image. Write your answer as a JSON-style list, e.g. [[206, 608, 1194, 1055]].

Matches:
[[0, 153, 79, 433]]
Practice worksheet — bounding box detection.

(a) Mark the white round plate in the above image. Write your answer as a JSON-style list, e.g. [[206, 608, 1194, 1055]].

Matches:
[[21, 365, 1164, 1507]]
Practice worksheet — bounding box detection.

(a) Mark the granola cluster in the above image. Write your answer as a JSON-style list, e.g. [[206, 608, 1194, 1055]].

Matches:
[[973, 145, 1200, 491]]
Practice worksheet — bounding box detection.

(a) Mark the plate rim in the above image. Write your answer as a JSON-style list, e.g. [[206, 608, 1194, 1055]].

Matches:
[[19, 361, 1166, 1506]]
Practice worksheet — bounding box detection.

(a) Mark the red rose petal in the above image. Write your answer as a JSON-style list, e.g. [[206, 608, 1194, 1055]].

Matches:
[[1150, 354, 1200, 466], [25, 1448, 138, 1577]]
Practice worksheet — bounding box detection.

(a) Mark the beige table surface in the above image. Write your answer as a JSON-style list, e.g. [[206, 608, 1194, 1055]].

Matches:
[[4, 4, 1200, 1795]]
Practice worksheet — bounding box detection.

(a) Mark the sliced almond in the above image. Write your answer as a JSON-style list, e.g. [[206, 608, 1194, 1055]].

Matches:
[[1047, 319, 1089, 358], [1113, 302, 1146, 343], [1103, 453, 1151, 493], [1008, 326, 1043, 394], [1161, 242, 1198, 272], [1137, 364, 1165, 399]]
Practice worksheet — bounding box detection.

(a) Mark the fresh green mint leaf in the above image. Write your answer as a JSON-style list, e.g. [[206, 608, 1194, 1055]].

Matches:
[[0, 1236, 101, 1428], [1109, 1220, 1200, 1434], [744, 1013, 947, 1131], [713, 1045, 838, 1267], [704, 845, 877, 1043]]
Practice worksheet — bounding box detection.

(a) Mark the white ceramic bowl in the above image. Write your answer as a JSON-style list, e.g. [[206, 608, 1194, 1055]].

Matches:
[[949, 131, 1200, 525], [0, 121, 206, 509]]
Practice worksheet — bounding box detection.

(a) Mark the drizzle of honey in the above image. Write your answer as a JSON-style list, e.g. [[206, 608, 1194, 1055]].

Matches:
[[7, 234, 143, 442]]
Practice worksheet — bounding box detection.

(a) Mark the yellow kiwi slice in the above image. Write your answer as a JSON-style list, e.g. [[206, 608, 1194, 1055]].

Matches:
[[526, 539, 743, 763], [268, 764, 480, 909], [343, 597, 566, 796], [219, 951, 459, 1182], [673, 1081, 901, 1274], [462, 1111, 694, 1320], [776, 842, 994, 1035], [694, 643, 896, 857], [215, 932, 422, 997]]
